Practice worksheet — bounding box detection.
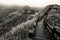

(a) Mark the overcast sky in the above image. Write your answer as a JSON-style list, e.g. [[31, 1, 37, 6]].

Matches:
[[0, 0, 60, 7]]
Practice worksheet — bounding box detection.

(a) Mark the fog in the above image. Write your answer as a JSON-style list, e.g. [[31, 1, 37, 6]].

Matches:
[[0, 0, 60, 7]]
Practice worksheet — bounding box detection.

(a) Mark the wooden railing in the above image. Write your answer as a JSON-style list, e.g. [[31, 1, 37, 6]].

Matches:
[[45, 22, 60, 40]]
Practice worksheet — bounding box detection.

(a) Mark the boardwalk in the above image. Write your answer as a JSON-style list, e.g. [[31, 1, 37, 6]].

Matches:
[[34, 20, 51, 40]]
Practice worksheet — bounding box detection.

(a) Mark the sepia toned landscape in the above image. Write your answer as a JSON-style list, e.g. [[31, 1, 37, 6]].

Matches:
[[0, 4, 60, 40]]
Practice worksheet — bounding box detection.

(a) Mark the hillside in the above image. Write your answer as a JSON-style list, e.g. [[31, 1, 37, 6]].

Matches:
[[0, 5, 42, 36], [0, 4, 60, 40]]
